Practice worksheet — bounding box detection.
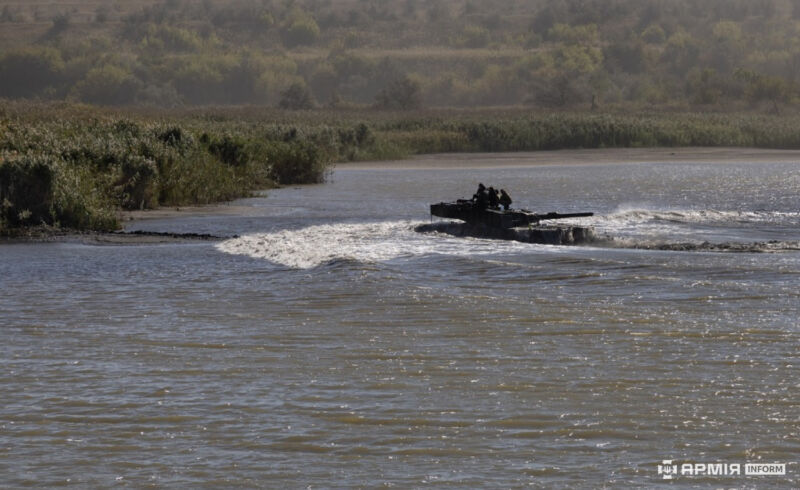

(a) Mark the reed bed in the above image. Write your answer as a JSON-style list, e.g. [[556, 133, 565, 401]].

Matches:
[[3, 104, 800, 234]]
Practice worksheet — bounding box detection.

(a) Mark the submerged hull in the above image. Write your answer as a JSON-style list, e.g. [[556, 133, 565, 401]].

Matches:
[[417, 221, 596, 245], [427, 201, 596, 245]]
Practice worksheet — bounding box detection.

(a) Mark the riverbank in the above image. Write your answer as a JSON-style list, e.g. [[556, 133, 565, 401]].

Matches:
[[5, 105, 800, 235]]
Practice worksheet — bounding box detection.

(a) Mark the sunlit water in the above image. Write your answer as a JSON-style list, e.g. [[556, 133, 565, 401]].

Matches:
[[2, 156, 799, 487]]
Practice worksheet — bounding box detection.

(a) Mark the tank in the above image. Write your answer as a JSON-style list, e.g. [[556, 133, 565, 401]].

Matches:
[[423, 200, 596, 245]]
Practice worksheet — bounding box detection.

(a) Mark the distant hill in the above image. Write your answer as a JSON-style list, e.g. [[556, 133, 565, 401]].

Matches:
[[1, 0, 800, 111]]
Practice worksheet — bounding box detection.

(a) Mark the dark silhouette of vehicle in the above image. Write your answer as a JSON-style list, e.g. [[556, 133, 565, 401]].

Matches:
[[424, 199, 596, 245]]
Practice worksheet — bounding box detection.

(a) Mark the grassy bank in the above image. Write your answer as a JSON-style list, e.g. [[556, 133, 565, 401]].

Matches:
[[0, 105, 355, 234], [3, 104, 800, 234]]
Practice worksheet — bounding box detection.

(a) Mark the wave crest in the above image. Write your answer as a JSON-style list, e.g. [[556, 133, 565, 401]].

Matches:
[[215, 220, 536, 269], [603, 208, 800, 226]]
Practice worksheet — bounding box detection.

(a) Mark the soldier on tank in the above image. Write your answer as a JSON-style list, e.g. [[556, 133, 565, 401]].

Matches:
[[473, 183, 488, 209], [487, 186, 500, 209], [499, 189, 512, 210]]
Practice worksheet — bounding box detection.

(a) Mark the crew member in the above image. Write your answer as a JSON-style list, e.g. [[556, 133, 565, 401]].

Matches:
[[473, 183, 488, 209], [499, 189, 512, 210], [473, 183, 486, 200], [487, 186, 500, 209]]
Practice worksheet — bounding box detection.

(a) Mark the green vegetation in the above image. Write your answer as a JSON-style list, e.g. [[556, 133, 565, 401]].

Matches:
[[5, 1, 800, 234], [4, 103, 800, 235], [0, 104, 346, 234], [2, 0, 800, 111]]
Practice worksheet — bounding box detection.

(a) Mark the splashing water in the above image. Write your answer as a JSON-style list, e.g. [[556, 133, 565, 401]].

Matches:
[[217, 209, 800, 269], [600, 208, 800, 227], [216, 220, 540, 269], [568, 208, 800, 252]]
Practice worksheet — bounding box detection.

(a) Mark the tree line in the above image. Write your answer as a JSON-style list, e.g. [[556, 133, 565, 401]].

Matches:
[[1, 0, 800, 111]]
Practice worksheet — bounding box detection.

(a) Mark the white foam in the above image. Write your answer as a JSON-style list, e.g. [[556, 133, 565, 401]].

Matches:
[[544, 207, 800, 246], [602, 208, 800, 226], [216, 220, 537, 269], [562, 208, 799, 239]]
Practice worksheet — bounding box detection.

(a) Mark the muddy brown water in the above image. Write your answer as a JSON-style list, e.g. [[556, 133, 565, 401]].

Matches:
[[2, 155, 799, 487]]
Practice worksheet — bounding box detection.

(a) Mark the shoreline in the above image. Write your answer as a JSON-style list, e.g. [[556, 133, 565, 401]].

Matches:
[[337, 147, 800, 170], [0, 227, 236, 245], [120, 203, 258, 223]]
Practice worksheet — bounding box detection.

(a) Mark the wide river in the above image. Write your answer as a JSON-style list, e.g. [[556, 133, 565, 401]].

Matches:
[[2, 152, 799, 487]]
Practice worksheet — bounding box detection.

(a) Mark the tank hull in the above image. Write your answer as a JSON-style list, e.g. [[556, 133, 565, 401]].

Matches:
[[427, 201, 595, 245]]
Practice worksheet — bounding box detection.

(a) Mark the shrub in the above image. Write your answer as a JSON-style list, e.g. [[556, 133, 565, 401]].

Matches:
[[142, 24, 203, 53], [114, 155, 159, 210], [51, 162, 118, 231], [72, 65, 141, 106], [281, 8, 321, 47], [268, 140, 328, 185], [374, 76, 422, 110], [207, 135, 249, 167], [49, 13, 71, 37], [279, 82, 315, 110], [156, 126, 193, 148], [0, 155, 55, 226], [157, 147, 243, 205], [170, 56, 228, 104], [335, 123, 375, 159]]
